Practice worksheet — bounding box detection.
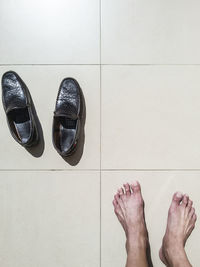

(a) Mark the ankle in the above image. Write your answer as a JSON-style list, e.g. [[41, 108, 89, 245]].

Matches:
[[126, 235, 147, 254], [164, 246, 191, 267]]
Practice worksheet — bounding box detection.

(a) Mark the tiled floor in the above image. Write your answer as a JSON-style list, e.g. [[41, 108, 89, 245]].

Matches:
[[0, 0, 200, 266], [0, 171, 100, 267], [0, 66, 100, 170], [101, 0, 200, 64]]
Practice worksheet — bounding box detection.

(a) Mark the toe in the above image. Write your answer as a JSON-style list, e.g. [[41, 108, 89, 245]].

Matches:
[[181, 194, 189, 207], [130, 180, 141, 194], [192, 213, 197, 223], [118, 187, 124, 196], [113, 198, 124, 217], [187, 199, 193, 210], [115, 193, 123, 206], [113, 199, 119, 215], [172, 191, 183, 203], [112, 199, 117, 208], [115, 191, 124, 208], [114, 194, 119, 203], [189, 207, 195, 219], [123, 183, 131, 196], [170, 192, 183, 210]]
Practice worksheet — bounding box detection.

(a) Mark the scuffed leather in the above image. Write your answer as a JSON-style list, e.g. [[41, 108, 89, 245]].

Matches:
[[53, 78, 81, 156], [55, 78, 80, 119], [1, 71, 38, 147], [2, 72, 27, 113]]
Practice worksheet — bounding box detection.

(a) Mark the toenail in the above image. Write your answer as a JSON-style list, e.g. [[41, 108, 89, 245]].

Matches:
[[176, 192, 182, 198]]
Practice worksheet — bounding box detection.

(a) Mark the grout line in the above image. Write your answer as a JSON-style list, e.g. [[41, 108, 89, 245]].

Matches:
[[99, 0, 102, 171], [1, 64, 200, 67], [101, 169, 200, 172], [0, 64, 100, 66], [99, 77, 102, 264], [99, 0, 102, 265], [100, 64, 200, 66], [0, 169, 100, 172], [99, 168, 102, 267], [1, 169, 199, 172]]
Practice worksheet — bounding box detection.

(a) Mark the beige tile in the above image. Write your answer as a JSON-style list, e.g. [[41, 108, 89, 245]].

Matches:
[[0, 171, 100, 267], [0, 66, 100, 169], [101, 171, 200, 267], [102, 65, 200, 169], [0, 0, 99, 64], [102, 0, 200, 64]]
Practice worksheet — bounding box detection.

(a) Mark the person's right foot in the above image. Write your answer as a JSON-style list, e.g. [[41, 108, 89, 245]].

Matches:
[[159, 192, 197, 266], [112, 181, 148, 253]]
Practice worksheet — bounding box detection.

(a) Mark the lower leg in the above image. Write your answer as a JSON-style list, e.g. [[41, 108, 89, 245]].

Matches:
[[126, 241, 148, 267]]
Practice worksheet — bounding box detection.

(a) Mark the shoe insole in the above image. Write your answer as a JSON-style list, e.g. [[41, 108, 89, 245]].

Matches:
[[59, 117, 77, 153], [15, 121, 31, 143], [9, 108, 31, 142]]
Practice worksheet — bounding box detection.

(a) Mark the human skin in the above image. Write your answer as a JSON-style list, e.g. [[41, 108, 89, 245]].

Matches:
[[112, 181, 197, 267]]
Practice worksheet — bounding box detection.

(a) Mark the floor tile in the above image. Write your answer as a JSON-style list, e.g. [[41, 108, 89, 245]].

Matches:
[[0, 171, 100, 267], [0, 66, 100, 169], [101, 0, 200, 64], [0, 0, 99, 64], [101, 65, 200, 169], [101, 171, 200, 267]]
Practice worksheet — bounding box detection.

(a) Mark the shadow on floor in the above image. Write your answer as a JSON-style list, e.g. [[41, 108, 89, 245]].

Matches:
[[25, 93, 45, 157]]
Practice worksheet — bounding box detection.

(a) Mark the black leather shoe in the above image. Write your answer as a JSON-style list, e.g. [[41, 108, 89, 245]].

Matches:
[[1, 71, 39, 147], [52, 78, 82, 157]]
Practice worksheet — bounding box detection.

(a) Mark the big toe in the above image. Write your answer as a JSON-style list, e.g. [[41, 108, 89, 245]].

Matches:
[[130, 181, 144, 204], [170, 192, 183, 210], [130, 180, 141, 194]]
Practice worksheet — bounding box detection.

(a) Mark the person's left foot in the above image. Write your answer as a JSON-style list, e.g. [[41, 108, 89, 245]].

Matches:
[[112, 181, 149, 253], [159, 192, 197, 266]]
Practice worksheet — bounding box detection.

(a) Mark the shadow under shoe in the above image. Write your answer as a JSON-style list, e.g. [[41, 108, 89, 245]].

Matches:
[[25, 97, 45, 158]]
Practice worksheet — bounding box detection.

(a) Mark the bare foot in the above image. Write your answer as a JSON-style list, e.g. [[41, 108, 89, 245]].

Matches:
[[159, 192, 197, 267], [112, 181, 148, 255]]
